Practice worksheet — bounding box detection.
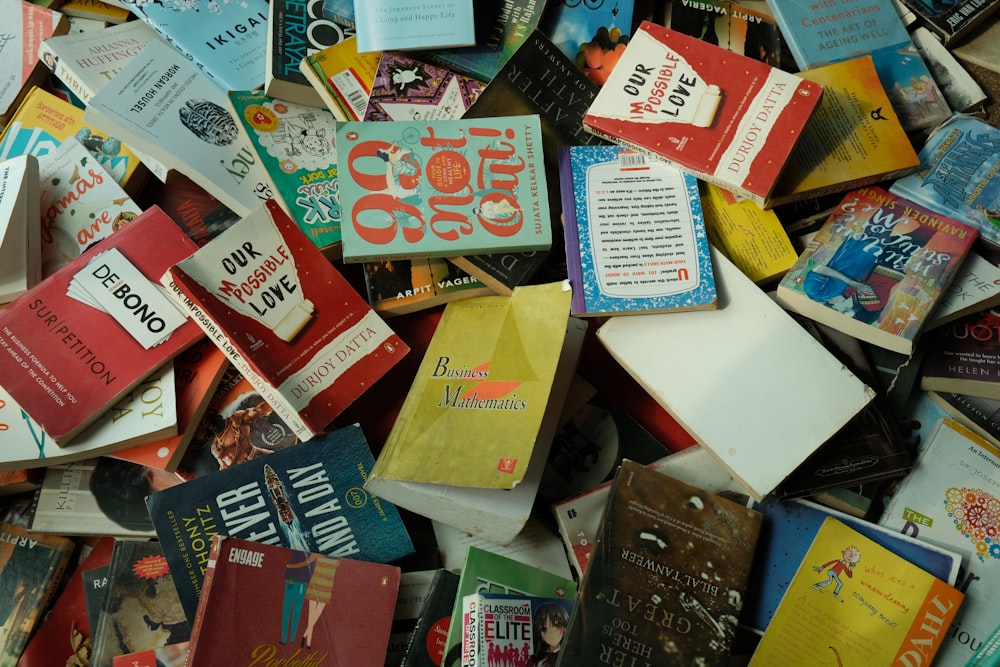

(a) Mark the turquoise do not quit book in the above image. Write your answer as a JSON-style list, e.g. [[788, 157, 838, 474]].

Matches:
[[335, 115, 553, 264]]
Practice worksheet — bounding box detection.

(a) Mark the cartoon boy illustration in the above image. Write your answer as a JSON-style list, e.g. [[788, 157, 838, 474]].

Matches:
[[811, 545, 861, 602]]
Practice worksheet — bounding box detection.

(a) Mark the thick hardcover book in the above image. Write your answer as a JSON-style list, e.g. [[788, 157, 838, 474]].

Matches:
[[441, 546, 577, 667], [401, 569, 460, 667], [364, 257, 494, 317], [776, 186, 979, 355], [85, 40, 273, 218], [185, 536, 400, 666], [353, 0, 475, 52], [145, 423, 415, 624], [699, 181, 796, 285], [583, 21, 823, 208], [266, 0, 355, 107], [558, 460, 762, 666], [0, 153, 40, 304], [890, 114, 1000, 250], [667, 0, 787, 68], [299, 36, 380, 122], [364, 52, 484, 123], [163, 199, 409, 441], [38, 21, 165, 106], [460, 592, 574, 667], [0, 365, 177, 472], [0, 85, 144, 192], [900, 0, 1000, 44], [0, 523, 74, 666], [879, 418, 1000, 666], [743, 496, 962, 635], [596, 247, 876, 501], [559, 145, 717, 316], [228, 91, 343, 258], [119, 0, 268, 91], [90, 540, 190, 667], [0, 0, 67, 125], [769, 56, 920, 207], [765, 0, 949, 132], [335, 115, 552, 264], [921, 308, 1000, 399], [749, 517, 963, 665], [0, 205, 202, 445], [37, 136, 142, 277]]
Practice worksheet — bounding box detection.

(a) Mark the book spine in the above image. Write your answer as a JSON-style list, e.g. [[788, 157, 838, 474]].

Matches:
[[460, 593, 479, 667], [161, 272, 316, 441], [184, 536, 224, 660]]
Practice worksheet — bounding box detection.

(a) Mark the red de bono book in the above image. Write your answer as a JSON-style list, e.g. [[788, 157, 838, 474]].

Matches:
[[162, 199, 410, 441], [583, 21, 823, 208], [0, 206, 203, 446], [185, 535, 400, 666]]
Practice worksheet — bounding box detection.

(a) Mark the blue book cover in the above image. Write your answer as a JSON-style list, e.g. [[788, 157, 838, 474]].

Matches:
[[890, 115, 1000, 249], [335, 115, 552, 263], [558, 145, 717, 316], [352, 0, 475, 52], [765, 0, 948, 131], [121, 0, 269, 91], [145, 423, 415, 623], [742, 497, 961, 634], [320, 0, 355, 27], [542, 0, 634, 66]]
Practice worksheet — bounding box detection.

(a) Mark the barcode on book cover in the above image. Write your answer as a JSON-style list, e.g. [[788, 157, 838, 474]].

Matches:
[[330, 69, 369, 121], [618, 151, 646, 169]]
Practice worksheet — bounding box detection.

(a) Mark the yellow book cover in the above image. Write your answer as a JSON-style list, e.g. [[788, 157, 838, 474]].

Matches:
[[368, 281, 572, 490], [299, 37, 380, 122], [769, 56, 920, 207], [700, 182, 797, 285], [0, 86, 145, 194], [59, 0, 131, 23], [750, 517, 964, 666]]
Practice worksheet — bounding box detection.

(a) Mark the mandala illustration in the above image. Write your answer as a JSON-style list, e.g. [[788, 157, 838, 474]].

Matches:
[[944, 486, 1000, 562]]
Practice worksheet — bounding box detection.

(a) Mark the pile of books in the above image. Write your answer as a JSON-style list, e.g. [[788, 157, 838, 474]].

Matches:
[[3, 0, 1000, 665]]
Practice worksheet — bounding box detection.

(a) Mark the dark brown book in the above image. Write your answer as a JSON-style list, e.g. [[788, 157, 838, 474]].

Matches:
[[557, 460, 762, 666]]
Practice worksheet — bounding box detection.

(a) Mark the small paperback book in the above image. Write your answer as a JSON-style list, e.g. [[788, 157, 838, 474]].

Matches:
[[298, 36, 380, 122], [184, 535, 400, 666], [335, 115, 552, 263], [0, 206, 202, 445], [162, 199, 409, 441], [363, 256, 494, 317], [557, 460, 763, 666], [558, 145, 716, 316], [364, 51, 484, 123], [583, 21, 823, 208], [749, 516, 963, 666], [775, 186, 979, 355], [921, 307, 1000, 400], [145, 423, 415, 624], [0, 153, 40, 304], [460, 592, 574, 667], [352, 0, 475, 53]]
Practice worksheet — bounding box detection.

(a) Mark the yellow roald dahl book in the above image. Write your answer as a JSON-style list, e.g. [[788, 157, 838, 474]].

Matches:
[[749, 516, 964, 666]]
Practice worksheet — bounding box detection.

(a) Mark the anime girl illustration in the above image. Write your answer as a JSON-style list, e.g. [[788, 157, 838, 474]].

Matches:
[[528, 602, 570, 667], [811, 544, 861, 602]]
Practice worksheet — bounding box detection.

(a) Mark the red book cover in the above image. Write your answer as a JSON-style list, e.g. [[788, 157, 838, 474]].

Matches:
[[0, 206, 203, 445], [583, 21, 823, 208], [162, 199, 410, 441], [185, 536, 400, 667]]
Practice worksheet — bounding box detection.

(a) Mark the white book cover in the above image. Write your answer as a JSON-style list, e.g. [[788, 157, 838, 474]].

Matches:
[[595, 247, 876, 502], [879, 418, 1000, 666], [0, 154, 40, 303], [38, 136, 142, 277], [85, 40, 273, 217], [0, 363, 177, 472]]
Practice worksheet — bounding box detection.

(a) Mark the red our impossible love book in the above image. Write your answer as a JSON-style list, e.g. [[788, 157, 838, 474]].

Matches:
[[583, 21, 824, 208]]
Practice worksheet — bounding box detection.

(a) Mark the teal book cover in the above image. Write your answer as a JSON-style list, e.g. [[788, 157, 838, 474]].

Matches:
[[335, 115, 553, 264], [559, 145, 717, 316], [121, 0, 269, 92], [229, 91, 342, 258], [353, 0, 475, 52]]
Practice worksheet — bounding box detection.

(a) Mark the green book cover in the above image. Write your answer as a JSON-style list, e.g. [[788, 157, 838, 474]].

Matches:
[[441, 546, 577, 667], [228, 91, 342, 258]]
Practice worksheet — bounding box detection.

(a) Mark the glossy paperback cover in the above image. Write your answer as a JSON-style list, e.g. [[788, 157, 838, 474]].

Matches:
[[583, 21, 823, 207], [365, 52, 484, 122], [559, 145, 716, 316], [921, 308, 1000, 399], [460, 592, 574, 667], [163, 199, 408, 441], [145, 423, 415, 624], [336, 115, 552, 263], [0, 205, 201, 445], [776, 186, 978, 355], [185, 536, 400, 666]]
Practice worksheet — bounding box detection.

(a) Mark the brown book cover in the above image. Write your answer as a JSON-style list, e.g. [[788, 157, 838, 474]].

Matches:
[[557, 460, 762, 666]]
